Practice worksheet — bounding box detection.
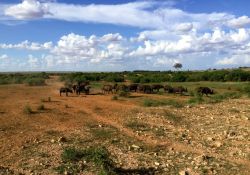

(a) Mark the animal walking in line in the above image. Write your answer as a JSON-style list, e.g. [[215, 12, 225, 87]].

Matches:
[[60, 87, 73, 96], [128, 84, 139, 92], [151, 84, 164, 92], [172, 86, 188, 95], [137, 84, 152, 94], [76, 85, 91, 95], [102, 84, 114, 94], [164, 85, 174, 93], [197, 87, 214, 96]]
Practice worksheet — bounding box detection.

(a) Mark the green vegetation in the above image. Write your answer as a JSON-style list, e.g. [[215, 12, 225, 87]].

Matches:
[[57, 147, 116, 175], [143, 98, 183, 108], [208, 92, 241, 103], [0, 72, 48, 85], [118, 91, 130, 98], [23, 105, 33, 114], [188, 93, 204, 104], [240, 83, 250, 97], [25, 77, 46, 86], [111, 95, 118, 100]]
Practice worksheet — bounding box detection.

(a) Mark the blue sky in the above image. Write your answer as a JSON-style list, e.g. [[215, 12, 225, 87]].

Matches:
[[0, 0, 250, 71]]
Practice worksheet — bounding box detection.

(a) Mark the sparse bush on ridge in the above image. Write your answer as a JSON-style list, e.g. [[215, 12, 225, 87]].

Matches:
[[25, 77, 46, 86], [0, 72, 48, 85]]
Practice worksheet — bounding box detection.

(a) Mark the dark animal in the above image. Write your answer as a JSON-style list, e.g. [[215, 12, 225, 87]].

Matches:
[[137, 84, 152, 94], [102, 85, 114, 94], [151, 84, 164, 92], [197, 87, 214, 96], [172, 86, 188, 95], [164, 85, 174, 93], [76, 85, 91, 95], [128, 84, 139, 92], [60, 87, 73, 96], [116, 84, 129, 92], [72, 84, 77, 93]]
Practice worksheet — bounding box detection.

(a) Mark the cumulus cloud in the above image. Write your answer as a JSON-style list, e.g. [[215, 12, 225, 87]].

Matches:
[[228, 16, 250, 28], [52, 33, 128, 64], [4, 0, 49, 19]]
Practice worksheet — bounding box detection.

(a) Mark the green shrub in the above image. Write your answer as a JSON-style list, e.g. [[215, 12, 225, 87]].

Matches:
[[23, 105, 33, 114], [60, 147, 115, 174], [111, 95, 118, 100], [118, 91, 130, 98], [25, 77, 46, 86]]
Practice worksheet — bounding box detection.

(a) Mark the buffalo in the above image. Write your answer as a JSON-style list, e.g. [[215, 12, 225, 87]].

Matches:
[[164, 85, 174, 93], [197, 87, 214, 96], [60, 87, 73, 96], [151, 84, 164, 92], [128, 84, 139, 92], [172, 86, 188, 95], [102, 84, 114, 94], [137, 84, 152, 94], [116, 84, 129, 92], [76, 85, 91, 95]]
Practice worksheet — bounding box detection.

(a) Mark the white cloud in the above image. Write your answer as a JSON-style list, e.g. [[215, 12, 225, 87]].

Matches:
[[216, 54, 250, 65], [0, 54, 8, 60], [4, 0, 49, 19], [228, 16, 250, 28], [0, 40, 52, 50], [3, 0, 247, 33], [175, 23, 193, 32]]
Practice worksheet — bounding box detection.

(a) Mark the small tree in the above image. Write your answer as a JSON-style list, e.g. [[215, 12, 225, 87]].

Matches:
[[173, 63, 182, 71]]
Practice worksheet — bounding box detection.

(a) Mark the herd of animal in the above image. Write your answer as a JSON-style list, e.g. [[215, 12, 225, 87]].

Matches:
[[60, 82, 214, 97]]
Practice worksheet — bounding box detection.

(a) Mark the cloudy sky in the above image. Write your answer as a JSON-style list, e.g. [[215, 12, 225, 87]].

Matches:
[[0, 0, 250, 71]]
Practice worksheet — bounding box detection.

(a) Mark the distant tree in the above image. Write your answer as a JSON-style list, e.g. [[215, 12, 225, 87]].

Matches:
[[173, 63, 183, 70]]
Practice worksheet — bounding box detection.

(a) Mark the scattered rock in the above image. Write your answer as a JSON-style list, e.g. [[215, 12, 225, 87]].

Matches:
[[58, 137, 67, 143], [179, 170, 189, 175]]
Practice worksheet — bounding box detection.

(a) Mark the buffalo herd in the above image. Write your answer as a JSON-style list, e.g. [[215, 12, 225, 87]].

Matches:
[[60, 82, 214, 97]]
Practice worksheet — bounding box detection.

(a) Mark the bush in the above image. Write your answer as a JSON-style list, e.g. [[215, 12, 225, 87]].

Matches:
[[23, 105, 33, 114], [111, 95, 118, 100], [118, 91, 130, 98], [25, 77, 46, 86], [60, 147, 115, 174]]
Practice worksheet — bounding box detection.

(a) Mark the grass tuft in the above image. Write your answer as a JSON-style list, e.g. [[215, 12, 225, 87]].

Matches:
[[111, 95, 118, 100], [58, 147, 116, 174]]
